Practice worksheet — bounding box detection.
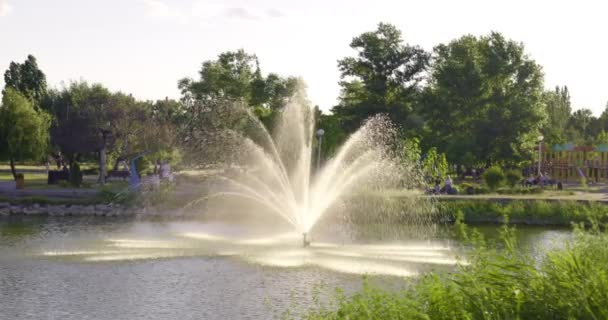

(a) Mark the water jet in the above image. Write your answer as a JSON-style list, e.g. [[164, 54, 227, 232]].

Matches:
[[302, 232, 310, 247]]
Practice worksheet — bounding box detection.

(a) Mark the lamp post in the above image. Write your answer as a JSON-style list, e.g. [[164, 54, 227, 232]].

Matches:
[[316, 129, 325, 170], [538, 135, 544, 175]]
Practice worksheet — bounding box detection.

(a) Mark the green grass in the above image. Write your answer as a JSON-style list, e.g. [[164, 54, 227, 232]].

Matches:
[[299, 221, 608, 320], [440, 199, 608, 225], [0, 195, 107, 206]]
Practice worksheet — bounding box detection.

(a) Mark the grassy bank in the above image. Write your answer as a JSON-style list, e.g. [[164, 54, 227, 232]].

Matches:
[[0, 195, 106, 206], [439, 199, 608, 225], [299, 222, 608, 320]]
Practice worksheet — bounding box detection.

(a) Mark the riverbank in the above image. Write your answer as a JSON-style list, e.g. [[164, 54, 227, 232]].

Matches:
[[438, 198, 608, 226], [0, 202, 136, 217]]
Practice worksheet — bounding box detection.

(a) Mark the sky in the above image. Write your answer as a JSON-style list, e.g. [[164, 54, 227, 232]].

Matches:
[[0, 0, 607, 114]]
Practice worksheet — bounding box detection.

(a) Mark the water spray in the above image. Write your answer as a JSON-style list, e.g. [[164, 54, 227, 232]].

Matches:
[[302, 233, 310, 247]]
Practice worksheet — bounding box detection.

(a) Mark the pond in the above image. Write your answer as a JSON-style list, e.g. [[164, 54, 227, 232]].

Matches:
[[0, 216, 571, 320]]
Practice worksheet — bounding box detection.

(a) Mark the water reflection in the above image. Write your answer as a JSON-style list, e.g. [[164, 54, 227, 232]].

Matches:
[[0, 216, 572, 320]]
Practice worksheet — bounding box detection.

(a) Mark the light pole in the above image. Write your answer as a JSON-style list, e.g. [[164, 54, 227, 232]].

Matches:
[[538, 135, 544, 175], [316, 129, 325, 170]]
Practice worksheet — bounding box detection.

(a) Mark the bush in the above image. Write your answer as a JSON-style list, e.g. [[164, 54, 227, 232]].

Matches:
[[483, 166, 505, 190], [302, 224, 608, 320], [69, 162, 83, 187], [135, 156, 152, 176], [505, 169, 522, 188], [439, 200, 608, 225]]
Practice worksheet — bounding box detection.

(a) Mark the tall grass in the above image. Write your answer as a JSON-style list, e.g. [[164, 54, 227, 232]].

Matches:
[[299, 219, 608, 320], [441, 199, 608, 225]]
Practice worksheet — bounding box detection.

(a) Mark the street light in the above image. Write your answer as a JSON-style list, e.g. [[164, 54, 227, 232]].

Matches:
[[538, 135, 544, 175], [316, 129, 325, 170]]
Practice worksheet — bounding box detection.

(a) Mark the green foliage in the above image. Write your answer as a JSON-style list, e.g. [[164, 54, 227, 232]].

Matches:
[[3, 55, 48, 110], [567, 108, 598, 145], [302, 223, 608, 320], [483, 166, 505, 190], [542, 86, 571, 144], [69, 162, 83, 187], [402, 137, 422, 164], [332, 22, 430, 134], [505, 169, 522, 187], [135, 156, 152, 176], [316, 108, 347, 158], [422, 147, 448, 178], [423, 32, 545, 164], [441, 200, 608, 225], [580, 176, 588, 189], [0, 88, 51, 172], [596, 130, 608, 144], [178, 49, 298, 120]]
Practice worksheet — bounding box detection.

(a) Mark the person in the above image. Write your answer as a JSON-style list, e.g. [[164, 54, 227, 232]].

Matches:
[[525, 174, 535, 187], [444, 175, 453, 193], [433, 181, 441, 194]]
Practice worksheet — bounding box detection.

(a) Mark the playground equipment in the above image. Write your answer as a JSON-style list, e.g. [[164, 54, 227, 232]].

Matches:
[[540, 143, 608, 183]]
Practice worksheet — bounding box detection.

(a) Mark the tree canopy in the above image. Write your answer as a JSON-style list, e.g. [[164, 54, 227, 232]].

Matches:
[[0, 88, 50, 178], [3, 55, 47, 110], [332, 23, 430, 134], [422, 32, 546, 165]]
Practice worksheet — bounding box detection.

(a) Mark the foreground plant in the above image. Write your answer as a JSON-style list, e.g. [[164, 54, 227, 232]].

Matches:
[[298, 218, 608, 320]]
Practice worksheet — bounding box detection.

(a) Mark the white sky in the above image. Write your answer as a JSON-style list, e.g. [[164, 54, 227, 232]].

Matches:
[[0, 0, 606, 114]]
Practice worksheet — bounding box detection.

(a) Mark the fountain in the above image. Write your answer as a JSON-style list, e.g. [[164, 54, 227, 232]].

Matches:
[[38, 88, 456, 278], [193, 87, 430, 244]]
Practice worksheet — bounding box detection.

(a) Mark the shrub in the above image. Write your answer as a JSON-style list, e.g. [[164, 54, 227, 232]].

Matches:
[[483, 166, 505, 190], [69, 162, 83, 187], [302, 224, 608, 320], [135, 156, 152, 176], [505, 169, 522, 187]]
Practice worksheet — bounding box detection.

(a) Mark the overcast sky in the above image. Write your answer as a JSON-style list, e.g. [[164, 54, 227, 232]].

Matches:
[[1, 0, 606, 114]]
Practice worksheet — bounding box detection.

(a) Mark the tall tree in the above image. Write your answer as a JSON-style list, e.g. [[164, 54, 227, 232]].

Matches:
[[179, 49, 298, 127], [567, 108, 596, 145], [0, 88, 50, 179], [3, 55, 47, 110], [542, 86, 571, 143], [332, 23, 430, 134], [422, 32, 546, 165]]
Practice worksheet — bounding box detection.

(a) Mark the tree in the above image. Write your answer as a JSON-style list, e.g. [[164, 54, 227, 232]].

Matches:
[[48, 82, 141, 181], [567, 108, 596, 145], [0, 88, 50, 179], [179, 49, 298, 127], [423, 32, 546, 165], [332, 23, 430, 134], [3, 55, 48, 110], [542, 86, 571, 144], [314, 106, 346, 158]]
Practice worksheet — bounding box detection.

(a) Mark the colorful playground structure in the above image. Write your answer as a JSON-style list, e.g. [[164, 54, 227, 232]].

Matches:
[[540, 143, 608, 183]]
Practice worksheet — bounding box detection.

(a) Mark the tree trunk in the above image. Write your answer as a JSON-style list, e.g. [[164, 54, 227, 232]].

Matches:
[[9, 158, 17, 180], [99, 148, 107, 185]]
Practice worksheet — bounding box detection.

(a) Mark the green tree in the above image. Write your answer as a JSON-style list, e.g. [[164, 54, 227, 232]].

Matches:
[[47, 82, 176, 183], [0, 88, 50, 179], [567, 108, 595, 145], [423, 32, 546, 165], [332, 23, 430, 134], [314, 106, 346, 158], [596, 130, 608, 145], [542, 86, 571, 144], [178, 49, 298, 126], [3, 55, 48, 110]]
